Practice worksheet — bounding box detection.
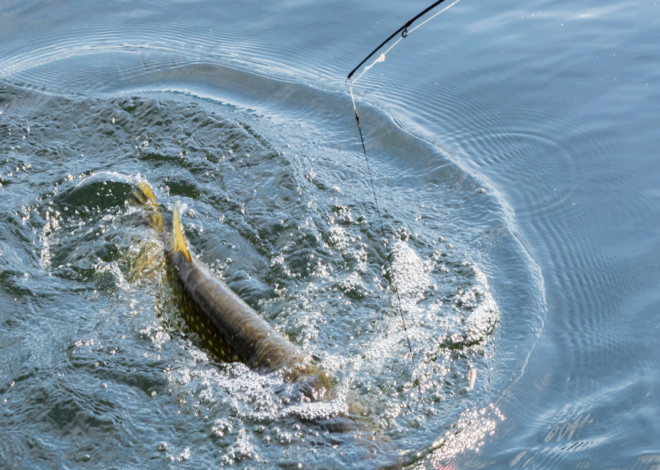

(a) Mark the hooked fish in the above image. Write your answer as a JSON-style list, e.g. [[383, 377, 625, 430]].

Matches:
[[132, 181, 333, 396], [131, 180, 398, 453]]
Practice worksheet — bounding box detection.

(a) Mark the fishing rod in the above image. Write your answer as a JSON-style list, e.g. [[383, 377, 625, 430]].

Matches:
[[347, 0, 460, 82], [346, 0, 461, 399]]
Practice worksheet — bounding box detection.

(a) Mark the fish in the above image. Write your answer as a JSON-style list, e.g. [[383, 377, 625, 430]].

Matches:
[[131, 180, 400, 452], [132, 181, 333, 396]]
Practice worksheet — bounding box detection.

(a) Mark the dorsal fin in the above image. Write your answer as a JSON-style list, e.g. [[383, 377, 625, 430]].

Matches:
[[172, 201, 191, 262]]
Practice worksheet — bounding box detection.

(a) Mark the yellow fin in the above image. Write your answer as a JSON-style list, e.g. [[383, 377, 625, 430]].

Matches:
[[132, 181, 165, 232], [133, 181, 156, 205], [172, 201, 191, 262]]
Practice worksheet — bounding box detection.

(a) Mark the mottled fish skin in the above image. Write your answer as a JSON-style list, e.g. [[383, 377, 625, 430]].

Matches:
[[132, 182, 332, 389], [166, 248, 307, 371]]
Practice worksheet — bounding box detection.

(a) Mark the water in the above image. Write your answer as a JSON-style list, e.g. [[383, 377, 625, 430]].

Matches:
[[0, 0, 657, 468]]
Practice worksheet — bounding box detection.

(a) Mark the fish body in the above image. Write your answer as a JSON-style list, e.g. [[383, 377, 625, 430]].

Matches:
[[132, 181, 399, 444], [133, 182, 331, 389], [167, 247, 306, 371]]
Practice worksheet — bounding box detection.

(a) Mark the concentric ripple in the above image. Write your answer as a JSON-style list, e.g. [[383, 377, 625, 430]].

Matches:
[[0, 44, 542, 468]]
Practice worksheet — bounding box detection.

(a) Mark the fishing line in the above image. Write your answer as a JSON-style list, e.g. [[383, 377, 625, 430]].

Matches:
[[346, 0, 461, 399], [349, 83, 420, 398]]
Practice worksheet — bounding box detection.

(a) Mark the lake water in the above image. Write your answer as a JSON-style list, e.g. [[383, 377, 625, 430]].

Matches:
[[0, 0, 658, 468]]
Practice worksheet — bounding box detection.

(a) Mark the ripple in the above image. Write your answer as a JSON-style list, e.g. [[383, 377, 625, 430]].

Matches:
[[0, 50, 542, 467]]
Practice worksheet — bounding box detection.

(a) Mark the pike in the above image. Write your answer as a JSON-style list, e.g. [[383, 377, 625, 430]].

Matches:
[[132, 181, 333, 395]]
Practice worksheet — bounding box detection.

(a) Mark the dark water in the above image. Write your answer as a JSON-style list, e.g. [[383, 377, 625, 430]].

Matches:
[[0, 0, 658, 468]]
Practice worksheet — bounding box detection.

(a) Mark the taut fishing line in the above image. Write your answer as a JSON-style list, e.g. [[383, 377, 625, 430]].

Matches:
[[346, 0, 461, 400]]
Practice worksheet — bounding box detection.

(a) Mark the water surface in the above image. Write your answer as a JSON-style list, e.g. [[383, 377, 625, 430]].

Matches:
[[0, 0, 658, 468]]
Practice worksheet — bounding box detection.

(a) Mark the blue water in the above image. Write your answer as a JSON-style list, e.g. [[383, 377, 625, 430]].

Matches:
[[1, 0, 659, 468]]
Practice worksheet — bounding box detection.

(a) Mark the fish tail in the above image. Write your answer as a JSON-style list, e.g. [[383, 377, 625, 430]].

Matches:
[[131, 181, 166, 233], [172, 201, 191, 262]]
